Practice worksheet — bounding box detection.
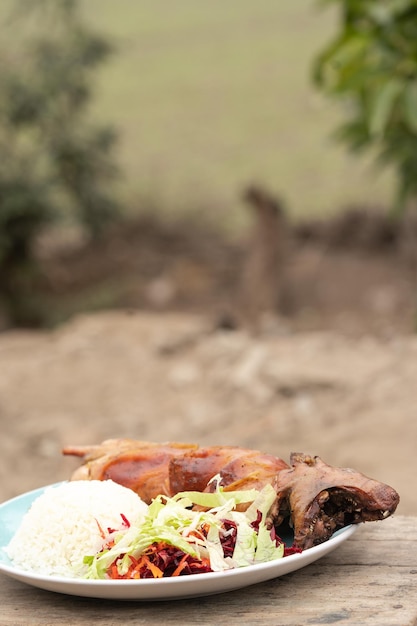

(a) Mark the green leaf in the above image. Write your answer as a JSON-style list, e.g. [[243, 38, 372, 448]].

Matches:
[[312, 31, 369, 91], [368, 79, 403, 137], [403, 81, 417, 132], [333, 119, 370, 152]]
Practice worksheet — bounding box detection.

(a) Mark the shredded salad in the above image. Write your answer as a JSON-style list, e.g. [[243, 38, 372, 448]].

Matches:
[[83, 481, 301, 579]]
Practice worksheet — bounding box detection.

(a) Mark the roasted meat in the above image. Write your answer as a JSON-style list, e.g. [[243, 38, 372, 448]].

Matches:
[[271, 452, 399, 548], [63, 439, 399, 550], [62, 440, 199, 504]]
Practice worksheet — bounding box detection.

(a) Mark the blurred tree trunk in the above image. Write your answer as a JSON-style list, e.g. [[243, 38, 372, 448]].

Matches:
[[238, 185, 289, 331]]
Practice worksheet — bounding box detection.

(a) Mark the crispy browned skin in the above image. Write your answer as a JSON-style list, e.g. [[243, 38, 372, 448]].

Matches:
[[63, 439, 286, 502], [62, 439, 400, 549], [169, 446, 289, 494], [63, 440, 199, 503]]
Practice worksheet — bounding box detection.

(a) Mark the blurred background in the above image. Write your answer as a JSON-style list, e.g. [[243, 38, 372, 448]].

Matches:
[[79, 0, 395, 225], [0, 0, 416, 331], [0, 1, 416, 514]]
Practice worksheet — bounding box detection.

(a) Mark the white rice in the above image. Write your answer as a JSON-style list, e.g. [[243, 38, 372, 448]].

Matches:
[[5, 480, 148, 578]]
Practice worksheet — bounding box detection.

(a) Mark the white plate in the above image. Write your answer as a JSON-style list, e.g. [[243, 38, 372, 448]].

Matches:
[[0, 483, 357, 601]]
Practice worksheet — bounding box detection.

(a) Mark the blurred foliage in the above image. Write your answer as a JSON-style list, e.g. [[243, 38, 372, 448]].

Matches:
[[0, 0, 120, 326], [313, 0, 417, 215]]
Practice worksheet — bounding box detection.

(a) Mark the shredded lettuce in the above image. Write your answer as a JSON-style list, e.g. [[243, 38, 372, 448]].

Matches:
[[84, 482, 285, 579]]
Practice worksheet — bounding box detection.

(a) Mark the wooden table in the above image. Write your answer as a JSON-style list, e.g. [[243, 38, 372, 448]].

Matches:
[[0, 515, 416, 626]]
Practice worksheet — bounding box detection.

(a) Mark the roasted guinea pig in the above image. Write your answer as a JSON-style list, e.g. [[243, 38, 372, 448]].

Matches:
[[62, 439, 400, 550]]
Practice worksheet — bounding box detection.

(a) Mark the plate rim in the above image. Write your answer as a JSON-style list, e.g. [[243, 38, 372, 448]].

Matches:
[[0, 483, 358, 599]]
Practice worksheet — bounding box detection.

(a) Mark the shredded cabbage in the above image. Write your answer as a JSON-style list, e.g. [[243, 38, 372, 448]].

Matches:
[[84, 482, 285, 579]]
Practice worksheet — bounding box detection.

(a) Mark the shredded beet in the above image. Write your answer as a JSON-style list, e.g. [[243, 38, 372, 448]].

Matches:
[[250, 510, 263, 533], [120, 513, 131, 528], [220, 519, 238, 558], [283, 545, 303, 557]]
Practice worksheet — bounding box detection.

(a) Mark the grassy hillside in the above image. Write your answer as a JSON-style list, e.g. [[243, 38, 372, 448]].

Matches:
[[9, 1, 398, 231]]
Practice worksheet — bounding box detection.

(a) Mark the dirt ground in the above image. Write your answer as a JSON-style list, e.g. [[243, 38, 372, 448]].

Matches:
[[1, 207, 416, 516]]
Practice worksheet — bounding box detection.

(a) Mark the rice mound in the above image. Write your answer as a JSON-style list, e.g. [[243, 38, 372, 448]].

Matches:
[[5, 480, 148, 578]]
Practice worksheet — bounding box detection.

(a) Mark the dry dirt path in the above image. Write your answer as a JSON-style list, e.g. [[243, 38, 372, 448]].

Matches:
[[0, 310, 415, 515]]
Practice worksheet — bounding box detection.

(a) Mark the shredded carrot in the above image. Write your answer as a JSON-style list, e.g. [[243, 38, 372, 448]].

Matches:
[[94, 518, 106, 540], [141, 555, 164, 578], [171, 553, 189, 577], [105, 541, 212, 579]]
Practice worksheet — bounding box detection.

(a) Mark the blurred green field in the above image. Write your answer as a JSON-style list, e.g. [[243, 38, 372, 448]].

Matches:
[[13, 1, 399, 230]]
